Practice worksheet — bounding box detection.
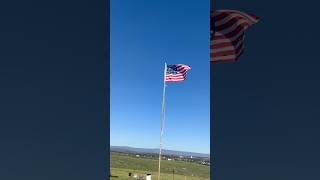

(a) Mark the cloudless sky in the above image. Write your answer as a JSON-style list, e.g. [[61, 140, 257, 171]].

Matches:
[[110, 0, 210, 154]]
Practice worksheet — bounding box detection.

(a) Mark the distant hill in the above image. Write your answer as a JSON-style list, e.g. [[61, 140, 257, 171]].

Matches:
[[110, 146, 210, 158]]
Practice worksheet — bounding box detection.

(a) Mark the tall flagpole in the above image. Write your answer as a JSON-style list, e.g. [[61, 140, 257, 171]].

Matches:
[[158, 62, 167, 180]]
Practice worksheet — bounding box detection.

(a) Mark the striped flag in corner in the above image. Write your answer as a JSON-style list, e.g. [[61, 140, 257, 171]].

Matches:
[[210, 9, 259, 63], [165, 64, 191, 82]]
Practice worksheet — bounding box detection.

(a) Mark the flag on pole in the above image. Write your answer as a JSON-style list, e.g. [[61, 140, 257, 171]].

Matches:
[[158, 63, 191, 180], [165, 64, 191, 82], [210, 9, 259, 63]]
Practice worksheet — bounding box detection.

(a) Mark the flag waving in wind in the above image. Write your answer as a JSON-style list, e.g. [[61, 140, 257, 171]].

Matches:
[[165, 64, 191, 82], [210, 9, 259, 63]]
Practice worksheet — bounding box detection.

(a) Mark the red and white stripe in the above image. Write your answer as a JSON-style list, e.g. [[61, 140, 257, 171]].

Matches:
[[211, 9, 259, 63], [165, 64, 191, 82]]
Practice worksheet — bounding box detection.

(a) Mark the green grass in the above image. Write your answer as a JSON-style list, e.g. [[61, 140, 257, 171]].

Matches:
[[110, 152, 209, 180]]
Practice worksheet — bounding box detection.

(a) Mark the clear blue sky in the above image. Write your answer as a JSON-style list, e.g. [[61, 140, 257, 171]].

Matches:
[[110, 0, 210, 154]]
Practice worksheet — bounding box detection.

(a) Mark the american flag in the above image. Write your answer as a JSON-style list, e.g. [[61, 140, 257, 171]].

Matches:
[[210, 9, 259, 63], [165, 64, 191, 82]]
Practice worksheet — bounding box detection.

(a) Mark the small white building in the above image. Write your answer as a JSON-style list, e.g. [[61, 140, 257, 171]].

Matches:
[[146, 174, 151, 180]]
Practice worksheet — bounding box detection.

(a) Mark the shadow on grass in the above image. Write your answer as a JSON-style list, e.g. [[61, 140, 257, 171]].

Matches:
[[110, 174, 119, 178]]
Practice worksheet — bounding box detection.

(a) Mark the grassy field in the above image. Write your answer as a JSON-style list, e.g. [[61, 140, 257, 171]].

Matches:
[[110, 152, 209, 180]]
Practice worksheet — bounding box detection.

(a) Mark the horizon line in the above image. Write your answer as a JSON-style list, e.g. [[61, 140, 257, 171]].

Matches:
[[110, 145, 210, 155]]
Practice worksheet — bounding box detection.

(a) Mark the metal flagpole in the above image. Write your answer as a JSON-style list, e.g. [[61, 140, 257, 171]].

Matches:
[[158, 62, 167, 180], [173, 168, 175, 180]]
